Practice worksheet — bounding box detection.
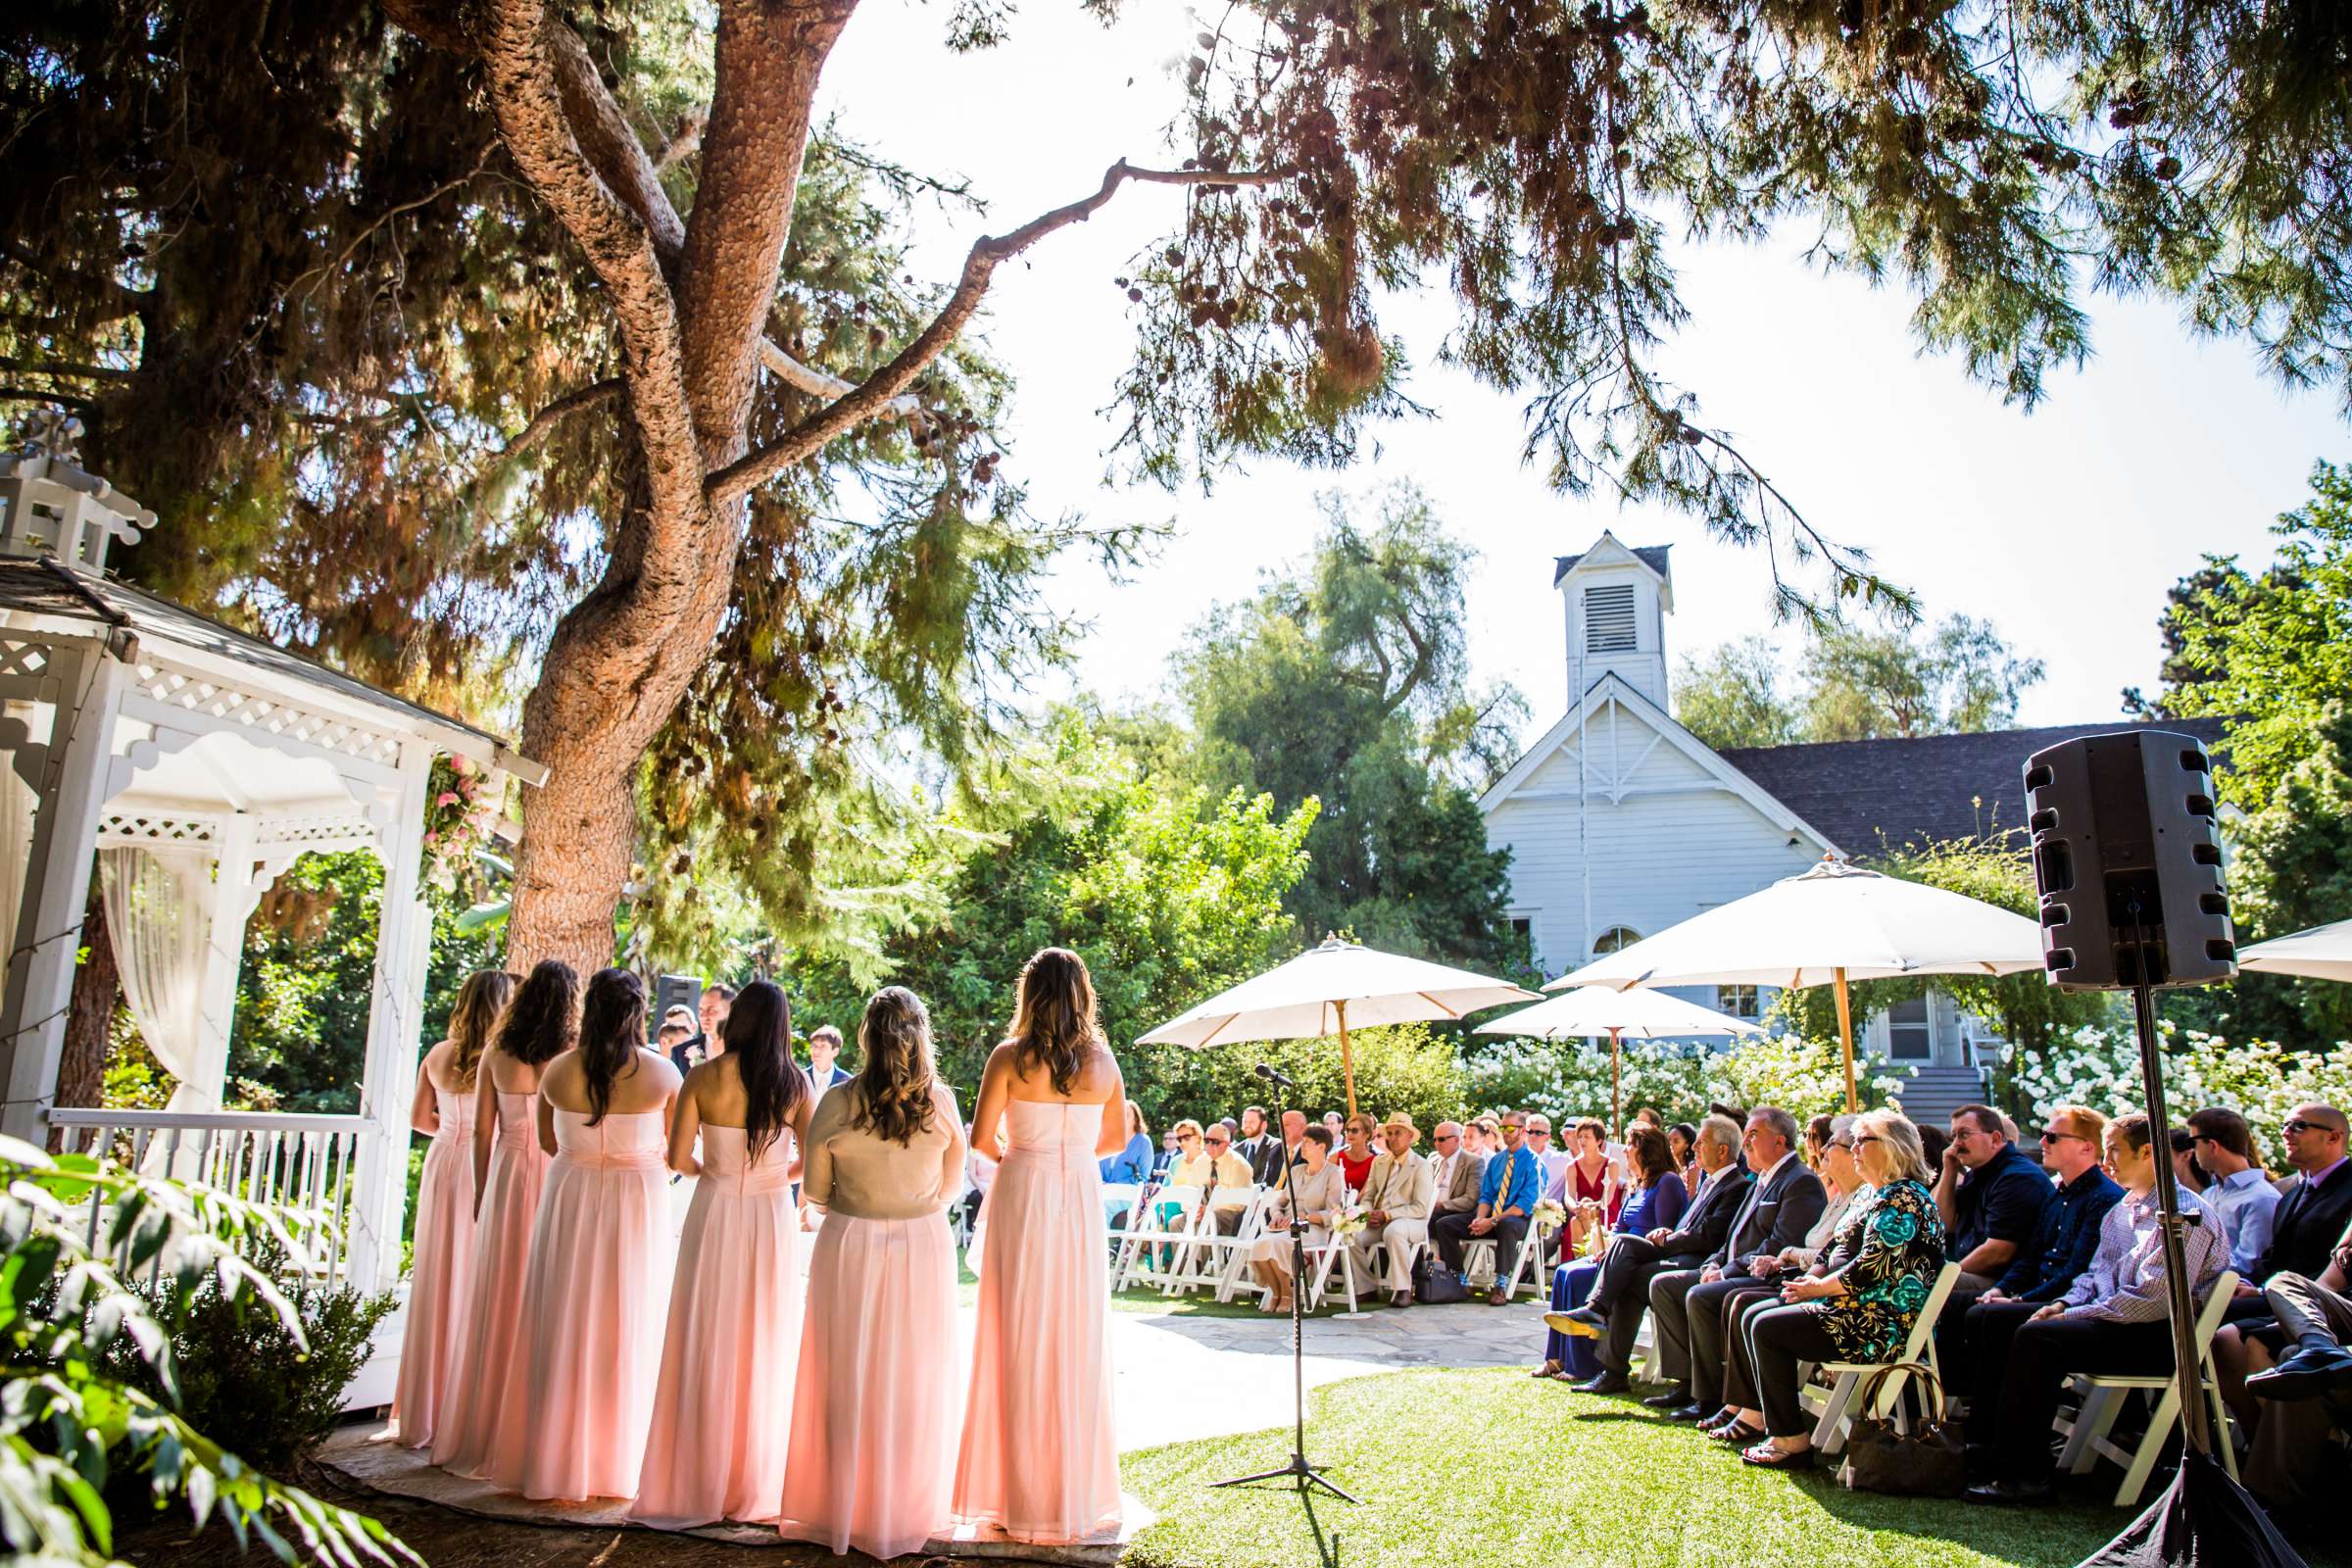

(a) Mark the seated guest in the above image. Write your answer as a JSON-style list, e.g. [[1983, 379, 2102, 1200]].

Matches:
[[1667, 1122, 1697, 1182], [1644, 1106, 1829, 1423], [1945, 1104, 2124, 1380], [2215, 1102, 2352, 1407], [1553, 1114, 1748, 1395], [1235, 1105, 1281, 1185], [1432, 1109, 1544, 1305], [1804, 1114, 1836, 1167], [1936, 1103, 2056, 1298], [1919, 1122, 1950, 1173], [1705, 1119, 1869, 1443], [1248, 1126, 1342, 1312], [2170, 1126, 2206, 1195], [1429, 1120, 1482, 1224], [2236, 1216, 2352, 1521], [1152, 1126, 1182, 1177], [1527, 1114, 1571, 1194], [1173, 1120, 1254, 1234], [1964, 1111, 2228, 1503], [1322, 1110, 1346, 1144], [1740, 1110, 1945, 1470], [1556, 1118, 1622, 1260], [1337, 1113, 1379, 1194], [2188, 1106, 2278, 1279], [1101, 1099, 1153, 1185], [1350, 1113, 1435, 1306], [1538, 1124, 1685, 1381]]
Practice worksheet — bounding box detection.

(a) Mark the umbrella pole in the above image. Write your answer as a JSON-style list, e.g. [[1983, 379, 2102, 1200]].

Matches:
[[1609, 1027, 1622, 1139], [1337, 1000, 1357, 1120], [1834, 967, 1857, 1113]]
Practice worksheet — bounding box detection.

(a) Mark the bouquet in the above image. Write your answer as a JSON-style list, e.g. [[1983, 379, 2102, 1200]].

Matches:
[[1531, 1199, 1568, 1231], [1328, 1203, 1370, 1237]]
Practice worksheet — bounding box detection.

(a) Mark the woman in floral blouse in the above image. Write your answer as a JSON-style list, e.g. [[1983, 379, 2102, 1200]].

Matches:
[[1739, 1108, 1949, 1469]]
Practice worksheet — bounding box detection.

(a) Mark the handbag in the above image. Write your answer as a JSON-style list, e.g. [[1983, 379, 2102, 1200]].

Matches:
[[1836, 1361, 1967, 1498], [1414, 1250, 1472, 1303]]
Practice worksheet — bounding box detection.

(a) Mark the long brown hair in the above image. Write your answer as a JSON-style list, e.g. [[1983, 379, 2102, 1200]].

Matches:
[[577, 967, 647, 1124], [1625, 1124, 1673, 1189], [852, 987, 937, 1147], [495, 959, 578, 1068], [1004, 947, 1102, 1097], [445, 968, 519, 1091], [723, 980, 805, 1162]]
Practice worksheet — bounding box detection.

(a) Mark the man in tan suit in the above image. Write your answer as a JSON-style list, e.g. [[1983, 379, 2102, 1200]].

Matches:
[[1352, 1112, 1437, 1306]]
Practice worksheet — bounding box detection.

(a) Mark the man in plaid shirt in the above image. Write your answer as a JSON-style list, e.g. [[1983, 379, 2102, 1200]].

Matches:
[[1964, 1111, 2228, 1505]]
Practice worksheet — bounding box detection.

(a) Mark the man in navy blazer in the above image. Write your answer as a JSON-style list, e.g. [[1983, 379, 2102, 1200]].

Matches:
[[1559, 1114, 1751, 1395], [803, 1022, 854, 1098], [1646, 1107, 1830, 1421]]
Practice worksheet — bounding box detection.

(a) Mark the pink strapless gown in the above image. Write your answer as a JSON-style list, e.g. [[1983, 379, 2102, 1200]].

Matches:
[[489, 1108, 672, 1501], [431, 1090, 547, 1476], [952, 1100, 1120, 1544], [631, 1125, 802, 1528], [777, 1207, 962, 1558], [391, 1084, 475, 1448]]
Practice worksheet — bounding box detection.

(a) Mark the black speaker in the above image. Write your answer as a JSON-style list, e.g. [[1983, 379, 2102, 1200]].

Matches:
[[655, 971, 703, 1027], [2023, 729, 2236, 991]]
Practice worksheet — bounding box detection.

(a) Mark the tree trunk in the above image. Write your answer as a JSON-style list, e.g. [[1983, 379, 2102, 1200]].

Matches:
[[53, 878, 117, 1145]]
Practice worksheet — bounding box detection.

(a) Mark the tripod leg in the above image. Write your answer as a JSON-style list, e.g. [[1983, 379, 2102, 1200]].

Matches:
[[1300, 1468, 1360, 1504]]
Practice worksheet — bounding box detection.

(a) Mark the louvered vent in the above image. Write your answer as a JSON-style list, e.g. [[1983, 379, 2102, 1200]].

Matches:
[[1584, 583, 1638, 653]]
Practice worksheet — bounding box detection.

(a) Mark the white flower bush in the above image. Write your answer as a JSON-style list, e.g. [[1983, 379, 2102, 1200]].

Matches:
[[1468, 1033, 1904, 1129], [2012, 1021, 2352, 1162]]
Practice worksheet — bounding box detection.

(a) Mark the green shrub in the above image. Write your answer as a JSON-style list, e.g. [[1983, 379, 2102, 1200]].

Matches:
[[111, 1236, 395, 1471]]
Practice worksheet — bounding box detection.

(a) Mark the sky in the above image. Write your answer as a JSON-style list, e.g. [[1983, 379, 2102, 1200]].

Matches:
[[815, 2, 2348, 752]]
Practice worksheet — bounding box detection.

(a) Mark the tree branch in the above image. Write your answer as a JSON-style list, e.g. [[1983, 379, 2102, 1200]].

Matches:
[[0, 357, 131, 381], [498, 377, 621, 464], [709, 160, 1288, 504], [0, 386, 97, 409], [474, 0, 706, 538]]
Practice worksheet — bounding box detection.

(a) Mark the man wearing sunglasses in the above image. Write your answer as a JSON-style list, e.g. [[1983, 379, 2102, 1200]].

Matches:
[[2250, 1105, 2352, 1287]]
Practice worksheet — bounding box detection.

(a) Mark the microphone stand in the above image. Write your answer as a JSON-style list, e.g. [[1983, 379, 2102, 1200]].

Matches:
[[1213, 1071, 1359, 1504]]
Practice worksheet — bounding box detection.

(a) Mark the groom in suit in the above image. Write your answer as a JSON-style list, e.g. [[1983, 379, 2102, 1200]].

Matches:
[[1644, 1106, 1829, 1420], [1554, 1113, 1749, 1394], [804, 1023, 855, 1098]]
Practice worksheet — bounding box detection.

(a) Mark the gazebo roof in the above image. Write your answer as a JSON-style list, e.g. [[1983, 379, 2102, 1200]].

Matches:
[[0, 556, 534, 778]]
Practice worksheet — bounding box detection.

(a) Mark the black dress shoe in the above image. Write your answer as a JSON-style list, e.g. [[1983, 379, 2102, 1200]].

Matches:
[[1576, 1370, 1632, 1395], [1641, 1387, 1691, 1410], [1561, 1304, 1607, 1333], [1666, 1402, 1711, 1422], [2248, 1344, 2352, 1401], [1964, 1478, 2053, 1505]]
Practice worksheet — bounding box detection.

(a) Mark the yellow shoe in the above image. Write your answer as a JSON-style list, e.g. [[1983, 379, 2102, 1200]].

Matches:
[[1544, 1311, 1601, 1339]]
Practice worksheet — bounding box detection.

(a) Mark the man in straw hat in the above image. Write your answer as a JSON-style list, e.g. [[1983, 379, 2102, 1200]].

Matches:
[[1352, 1112, 1437, 1307]]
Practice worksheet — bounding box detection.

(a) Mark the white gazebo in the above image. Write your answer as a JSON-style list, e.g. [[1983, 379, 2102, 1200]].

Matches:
[[0, 421, 543, 1305]]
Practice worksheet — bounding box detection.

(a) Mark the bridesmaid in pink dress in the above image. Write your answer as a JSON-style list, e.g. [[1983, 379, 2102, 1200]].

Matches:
[[489, 967, 679, 1502], [389, 969, 515, 1448], [952, 948, 1126, 1544], [777, 987, 968, 1559], [632, 980, 811, 1528], [431, 959, 577, 1477]]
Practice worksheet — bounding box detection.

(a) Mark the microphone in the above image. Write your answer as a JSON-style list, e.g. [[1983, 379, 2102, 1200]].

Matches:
[[1254, 1063, 1295, 1088]]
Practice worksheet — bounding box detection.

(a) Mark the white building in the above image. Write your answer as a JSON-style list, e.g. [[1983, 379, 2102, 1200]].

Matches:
[[1479, 531, 2219, 1117]]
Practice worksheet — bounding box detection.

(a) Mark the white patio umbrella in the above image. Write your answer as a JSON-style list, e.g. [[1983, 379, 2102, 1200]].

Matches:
[[1475, 986, 1764, 1136], [1137, 935, 1537, 1116], [2237, 917, 2352, 983], [1554, 857, 2046, 1111]]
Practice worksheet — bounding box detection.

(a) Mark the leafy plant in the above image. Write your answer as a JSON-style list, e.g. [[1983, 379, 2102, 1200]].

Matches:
[[0, 1136, 414, 1567], [1468, 1034, 1905, 1129], [2009, 1023, 2352, 1168]]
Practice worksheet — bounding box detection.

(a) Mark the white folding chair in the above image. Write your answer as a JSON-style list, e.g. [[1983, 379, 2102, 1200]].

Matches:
[[1112, 1183, 1198, 1293], [2052, 1270, 2241, 1506], [1798, 1261, 1963, 1455], [1464, 1218, 1555, 1300], [1164, 1186, 1268, 1298], [1300, 1232, 1364, 1313]]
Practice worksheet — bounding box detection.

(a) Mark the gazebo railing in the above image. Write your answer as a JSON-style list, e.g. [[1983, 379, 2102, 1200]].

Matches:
[[46, 1108, 373, 1288]]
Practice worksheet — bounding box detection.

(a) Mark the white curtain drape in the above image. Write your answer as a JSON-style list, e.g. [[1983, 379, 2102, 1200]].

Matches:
[[0, 757, 33, 982], [99, 845, 224, 1112]]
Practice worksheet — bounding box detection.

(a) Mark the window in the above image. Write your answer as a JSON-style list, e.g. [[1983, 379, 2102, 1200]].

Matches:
[[1887, 996, 1933, 1059], [1592, 925, 1642, 956], [1584, 583, 1638, 653], [1718, 983, 1761, 1020]]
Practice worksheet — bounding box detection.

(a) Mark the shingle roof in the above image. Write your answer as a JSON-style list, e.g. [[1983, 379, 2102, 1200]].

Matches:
[[1716, 718, 2233, 856], [1554, 543, 1671, 587]]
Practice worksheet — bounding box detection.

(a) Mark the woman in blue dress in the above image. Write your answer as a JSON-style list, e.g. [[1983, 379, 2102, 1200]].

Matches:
[[1535, 1124, 1685, 1380]]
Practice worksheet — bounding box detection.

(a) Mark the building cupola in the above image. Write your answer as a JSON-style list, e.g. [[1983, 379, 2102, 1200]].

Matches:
[[1554, 530, 1672, 708]]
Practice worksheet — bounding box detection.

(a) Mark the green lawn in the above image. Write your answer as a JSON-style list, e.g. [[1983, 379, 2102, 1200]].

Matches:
[[1119, 1366, 2350, 1568]]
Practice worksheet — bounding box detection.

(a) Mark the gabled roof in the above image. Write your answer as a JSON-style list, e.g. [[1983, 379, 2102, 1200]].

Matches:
[[0, 556, 531, 772], [1554, 540, 1672, 587], [1715, 718, 2233, 855], [1479, 669, 1839, 851]]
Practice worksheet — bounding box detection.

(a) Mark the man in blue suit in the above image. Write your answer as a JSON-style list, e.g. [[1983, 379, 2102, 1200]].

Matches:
[[803, 1022, 854, 1098]]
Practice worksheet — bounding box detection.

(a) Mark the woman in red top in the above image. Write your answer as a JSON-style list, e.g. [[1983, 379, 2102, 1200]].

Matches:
[[1337, 1113, 1378, 1194], [1564, 1118, 1623, 1255]]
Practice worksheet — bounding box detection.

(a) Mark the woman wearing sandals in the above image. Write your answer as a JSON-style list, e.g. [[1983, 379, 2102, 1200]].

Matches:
[[1247, 1124, 1342, 1313]]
